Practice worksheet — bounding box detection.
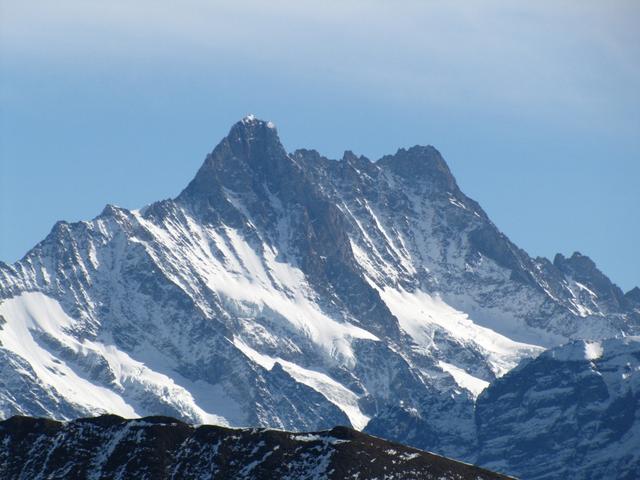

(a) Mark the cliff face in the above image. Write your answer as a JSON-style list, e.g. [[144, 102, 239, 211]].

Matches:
[[476, 336, 640, 480]]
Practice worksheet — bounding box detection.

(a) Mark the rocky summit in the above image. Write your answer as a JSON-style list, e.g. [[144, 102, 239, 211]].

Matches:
[[0, 116, 638, 479]]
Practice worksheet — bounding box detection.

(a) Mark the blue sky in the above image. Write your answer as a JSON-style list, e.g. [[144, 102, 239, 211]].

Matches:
[[1, 1, 638, 290]]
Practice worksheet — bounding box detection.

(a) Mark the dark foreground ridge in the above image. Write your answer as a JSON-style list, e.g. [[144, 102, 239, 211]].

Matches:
[[0, 415, 512, 480]]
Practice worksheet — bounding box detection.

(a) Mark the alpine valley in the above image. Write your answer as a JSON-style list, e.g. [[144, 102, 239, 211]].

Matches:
[[1, 117, 638, 479]]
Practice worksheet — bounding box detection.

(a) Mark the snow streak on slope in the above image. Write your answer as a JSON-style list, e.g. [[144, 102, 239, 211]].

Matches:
[[0, 293, 135, 418], [437, 361, 489, 398], [0, 292, 228, 425], [132, 210, 378, 368], [377, 287, 543, 378], [234, 339, 370, 430]]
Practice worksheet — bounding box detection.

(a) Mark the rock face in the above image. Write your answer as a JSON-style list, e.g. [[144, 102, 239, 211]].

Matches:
[[476, 336, 640, 480], [0, 415, 512, 480], [553, 252, 630, 314], [0, 116, 637, 478]]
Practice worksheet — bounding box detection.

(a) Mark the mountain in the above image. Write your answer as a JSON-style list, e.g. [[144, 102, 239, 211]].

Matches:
[[0, 116, 637, 477], [476, 336, 640, 480], [0, 415, 511, 480]]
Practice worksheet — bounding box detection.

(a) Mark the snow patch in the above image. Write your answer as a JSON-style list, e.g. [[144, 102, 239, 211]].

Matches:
[[234, 339, 370, 430], [438, 361, 489, 398], [377, 287, 542, 376], [290, 433, 348, 445], [584, 341, 604, 361]]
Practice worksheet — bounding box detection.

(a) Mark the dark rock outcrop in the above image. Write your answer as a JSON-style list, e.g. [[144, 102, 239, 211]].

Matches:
[[0, 415, 511, 480]]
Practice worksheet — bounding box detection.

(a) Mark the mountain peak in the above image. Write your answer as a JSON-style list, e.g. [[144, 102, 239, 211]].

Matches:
[[201, 116, 286, 170], [554, 251, 627, 311], [178, 116, 291, 202], [377, 145, 458, 192], [227, 115, 280, 149], [239, 114, 276, 130], [626, 286, 640, 304], [553, 251, 595, 271]]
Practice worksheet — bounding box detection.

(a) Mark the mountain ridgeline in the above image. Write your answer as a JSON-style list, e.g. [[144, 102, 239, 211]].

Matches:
[[0, 415, 512, 480], [0, 116, 638, 479]]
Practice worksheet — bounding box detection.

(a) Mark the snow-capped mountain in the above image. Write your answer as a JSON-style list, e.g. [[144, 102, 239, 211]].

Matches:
[[0, 116, 637, 476], [0, 415, 511, 479]]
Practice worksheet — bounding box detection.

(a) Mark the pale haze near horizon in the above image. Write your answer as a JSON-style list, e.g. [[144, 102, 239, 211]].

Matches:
[[0, 1, 638, 290]]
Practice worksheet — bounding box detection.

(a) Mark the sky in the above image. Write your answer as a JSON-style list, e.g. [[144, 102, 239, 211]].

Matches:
[[0, 0, 638, 290]]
